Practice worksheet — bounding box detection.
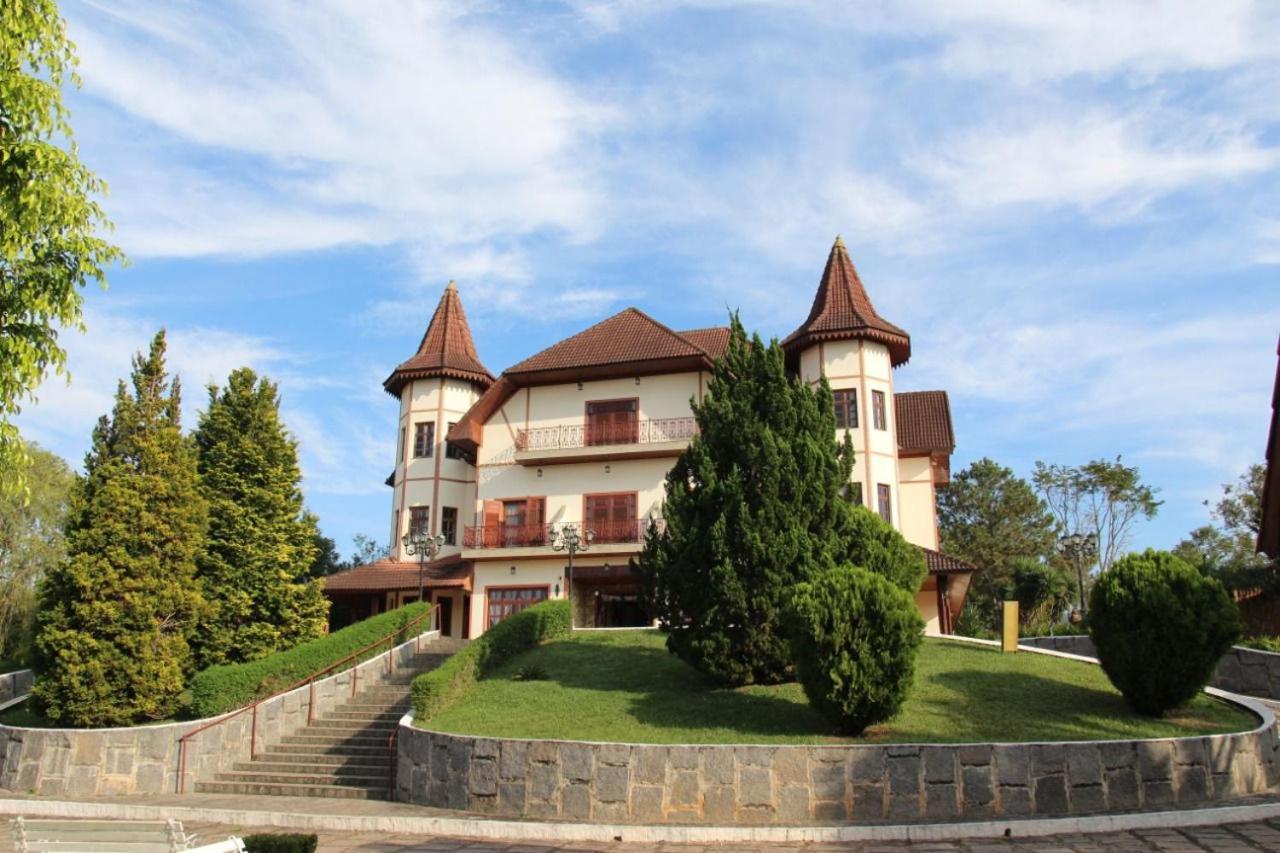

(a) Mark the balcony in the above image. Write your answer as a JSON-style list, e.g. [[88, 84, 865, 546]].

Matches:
[[461, 519, 664, 555], [513, 417, 698, 466]]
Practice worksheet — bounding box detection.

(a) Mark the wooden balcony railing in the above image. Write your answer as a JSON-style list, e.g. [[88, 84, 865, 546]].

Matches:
[[462, 519, 664, 549], [515, 417, 697, 452]]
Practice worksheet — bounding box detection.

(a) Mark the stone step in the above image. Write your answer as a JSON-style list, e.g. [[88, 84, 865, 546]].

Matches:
[[195, 780, 387, 800], [323, 709, 403, 722], [215, 769, 388, 787], [234, 760, 388, 775], [333, 703, 410, 715], [303, 724, 397, 740], [311, 716, 400, 730], [268, 743, 388, 758], [281, 733, 391, 749], [252, 751, 389, 768]]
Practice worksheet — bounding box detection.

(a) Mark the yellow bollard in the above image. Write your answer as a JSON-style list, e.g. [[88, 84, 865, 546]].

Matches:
[[1002, 601, 1019, 653]]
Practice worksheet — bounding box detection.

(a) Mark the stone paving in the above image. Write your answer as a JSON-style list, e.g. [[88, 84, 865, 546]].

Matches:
[[11, 817, 1256, 851]]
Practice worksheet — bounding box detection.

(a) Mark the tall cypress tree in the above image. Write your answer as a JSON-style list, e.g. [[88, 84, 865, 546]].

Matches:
[[633, 315, 855, 685], [33, 331, 205, 725], [192, 368, 328, 667]]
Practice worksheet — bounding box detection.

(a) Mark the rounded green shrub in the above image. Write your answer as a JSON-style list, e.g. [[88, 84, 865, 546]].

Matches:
[[786, 565, 924, 735], [833, 504, 928, 594], [1089, 549, 1241, 716]]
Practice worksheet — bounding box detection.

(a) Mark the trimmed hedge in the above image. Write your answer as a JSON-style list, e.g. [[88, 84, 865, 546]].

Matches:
[[243, 834, 318, 853], [786, 565, 924, 735], [413, 599, 571, 723], [1090, 550, 1241, 716], [834, 504, 928, 595], [188, 603, 429, 718]]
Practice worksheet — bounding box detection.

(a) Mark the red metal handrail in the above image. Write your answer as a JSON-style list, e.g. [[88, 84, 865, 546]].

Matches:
[[515, 416, 697, 452], [175, 604, 439, 794]]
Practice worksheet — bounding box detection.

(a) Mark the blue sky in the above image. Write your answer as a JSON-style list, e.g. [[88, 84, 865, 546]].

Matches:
[[18, 0, 1280, 559]]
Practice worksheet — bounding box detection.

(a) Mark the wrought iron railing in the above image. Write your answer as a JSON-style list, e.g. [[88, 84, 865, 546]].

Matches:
[[515, 417, 697, 452], [462, 518, 664, 549]]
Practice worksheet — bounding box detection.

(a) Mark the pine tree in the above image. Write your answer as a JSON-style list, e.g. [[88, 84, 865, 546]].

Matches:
[[633, 315, 855, 685], [192, 368, 328, 667], [32, 331, 205, 725]]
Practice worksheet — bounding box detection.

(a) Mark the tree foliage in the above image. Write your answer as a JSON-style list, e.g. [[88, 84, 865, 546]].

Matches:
[[633, 315, 855, 685], [0, 439, 73, 663], [1, 0, 124, 496], [32, 331, 205, 725], [1089, 549, 1240, 716], [832, 503, 927, 594], [192, 368, 328, 668], [1033, 456, 1161, 573], [786, 565, 923, 734], [1174, 464, 1273, 591]]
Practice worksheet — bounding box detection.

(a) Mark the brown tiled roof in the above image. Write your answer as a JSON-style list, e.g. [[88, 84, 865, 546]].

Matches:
[[783, 236, 911, 366], [507, 308, 710, 375], [679, 327, 732, 360], [895, 390, 955, 455], [920, 547, 976, 574], [324, 556, 471, 593], [384, 282, 494, 395], [1260, 335, 1280, 559]]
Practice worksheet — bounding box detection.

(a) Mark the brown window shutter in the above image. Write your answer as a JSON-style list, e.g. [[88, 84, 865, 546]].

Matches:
[[482, 500, 502, 548]]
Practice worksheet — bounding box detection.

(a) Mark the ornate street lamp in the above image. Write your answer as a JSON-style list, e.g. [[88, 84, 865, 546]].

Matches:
[[1056, 532, 1098, 622], [402, 529, 446, 607], [549, 522, 594, 629]]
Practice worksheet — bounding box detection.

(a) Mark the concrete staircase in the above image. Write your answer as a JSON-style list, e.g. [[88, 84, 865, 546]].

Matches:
[[195, 637, 464, 800]]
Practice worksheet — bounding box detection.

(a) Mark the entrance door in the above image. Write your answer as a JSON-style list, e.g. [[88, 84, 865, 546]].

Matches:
[[439, 596, 453, 637]]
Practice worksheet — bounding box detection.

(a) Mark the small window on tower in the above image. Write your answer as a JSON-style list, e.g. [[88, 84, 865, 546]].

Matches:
[[877, 484, 891, 523], [441, 507, 458, 546], [445, 422, 465, 459], [409, 506, 430, 537], [872, 390, 887, 431], [834, 389, 858, 429], [413, 421, 435, 458]]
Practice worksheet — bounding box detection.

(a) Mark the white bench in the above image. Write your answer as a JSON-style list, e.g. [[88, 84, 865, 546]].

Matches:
[[11, 818, 245, 853]]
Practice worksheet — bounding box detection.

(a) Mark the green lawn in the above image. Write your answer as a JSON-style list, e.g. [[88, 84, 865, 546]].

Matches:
[[428, 629, 1255, 744]]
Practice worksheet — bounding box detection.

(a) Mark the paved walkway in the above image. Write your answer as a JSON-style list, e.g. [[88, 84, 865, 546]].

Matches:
[[74, 816, 1280, 851]]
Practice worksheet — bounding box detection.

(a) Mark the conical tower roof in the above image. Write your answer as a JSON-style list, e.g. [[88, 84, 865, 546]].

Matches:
[[782, 236, 911, 366], [383, 281, 494, 395]]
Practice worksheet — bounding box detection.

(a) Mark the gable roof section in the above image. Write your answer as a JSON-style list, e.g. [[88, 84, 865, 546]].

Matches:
[[679, 326, 732, 360], [783, 236, 911, 366], [324, 555, 471, 593], [920, 547, 976, 574], [384, 281, 494, 395], [506, 308, 712, 378], [895, 390, 955, 455]]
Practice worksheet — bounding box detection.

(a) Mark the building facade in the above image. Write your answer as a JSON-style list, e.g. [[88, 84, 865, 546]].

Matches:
[[325, 239, 974, 636]]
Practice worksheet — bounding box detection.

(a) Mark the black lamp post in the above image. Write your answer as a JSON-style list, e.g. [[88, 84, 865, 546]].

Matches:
[[402, 529, 446, 606], [1056, 532, 1098, 621], [549, 522, 594, 629]]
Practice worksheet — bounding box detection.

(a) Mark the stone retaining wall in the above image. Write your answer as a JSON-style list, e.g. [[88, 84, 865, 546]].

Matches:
[[0, 671, 32, 706], [396, 693, 1278, 824], [0, 630, 438, 797], [1020, 636, 1280, 701]]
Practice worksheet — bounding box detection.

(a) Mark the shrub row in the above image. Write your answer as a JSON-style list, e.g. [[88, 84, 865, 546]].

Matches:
[[188, 602, 430, 718], [412, 599, 571, 723]]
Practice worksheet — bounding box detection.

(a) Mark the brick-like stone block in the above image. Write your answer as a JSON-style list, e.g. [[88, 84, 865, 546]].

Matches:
[[1106, 767, 1140, 810], [925, 783, 958, 819], [704, 785, 736, 821], [133, 762, 165, 795], [669, 769, 700, 809], [562, 782, 592, 820], [813, 799, 847, 821], [887, 754, 920, 796], [472, 737, 499, 760], [961, 764, 993, 807], [594, 800, 628, 822], [528, 762, 559, 801], [1137, 741, 1173, 780], [71, 733, 103, 767], [735, 745, 773, 767], [849, 748, 885, 782], [1099, 740, 1136, 770], [595, 764, 629, 803], [1033, 774, 1068, 814], [468, 793, 498, 814], [738, 765, 773, 808], [957, 745, 992, 767], [851, 783, 885, 819], [669, 745, 699, 769], [469, 757, 498, 797], [702, 747, 735, 785], [498, 781, 526, 813], [1175, 738, 1207, 767], [997, 784, 1033, 816], [811, 761, 846, 800], [560, 742, 593, 782], [499, 740, 527, 781], [632, 747, 666, 785], [630, 785, 664, 821], [1031, 745, 1066, 777], [1176, 764, 1209, 802], [597, 743, 630, 767], [1065, 744, 1102, 787], [778, 785, 810, 822], [528, 739, 559, 764], [1070, 784, 1105, 814], [994, 746, 1029, 786], [773, 749, 807, 785], [923, 748, 956, 784], [888, 793, 921, 819], [1143, 779, 1174, 806]]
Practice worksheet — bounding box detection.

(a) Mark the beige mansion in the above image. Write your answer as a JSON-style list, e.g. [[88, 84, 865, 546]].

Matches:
[[325, 238, 974, 636]]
